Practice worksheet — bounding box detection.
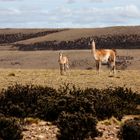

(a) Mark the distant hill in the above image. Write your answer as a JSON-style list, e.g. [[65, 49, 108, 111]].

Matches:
[[0, 26, 140, 50]]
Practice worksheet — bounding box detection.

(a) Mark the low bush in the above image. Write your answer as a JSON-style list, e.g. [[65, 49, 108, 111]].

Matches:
[[118, 118, 140, 140], [0, 84, 57, 118], [0, 117, 22, 140], [57, 111, 98, 140], [82, 87, 140, 120], [1, 84, 139, 121]]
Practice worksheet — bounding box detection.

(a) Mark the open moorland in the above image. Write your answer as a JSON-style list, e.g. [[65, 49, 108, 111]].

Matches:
[[0, 27, 140, 140], [0, 26, 139, 92]]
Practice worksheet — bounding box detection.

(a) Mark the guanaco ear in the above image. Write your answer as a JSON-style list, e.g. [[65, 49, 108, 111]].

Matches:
[[88, 42, 91, 46], [90, 38, 92, 43], [88, 38, 91, 45], [59, 51, 63, 55], [59, 52, 61, 55], [88, 38, 94, 45]]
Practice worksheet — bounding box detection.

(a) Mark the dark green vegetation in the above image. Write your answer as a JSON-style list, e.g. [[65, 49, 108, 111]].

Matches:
[[0, 26, 140, 50], [0, 84, 140, 140], [0, 117, 22, 140], [119, 118, 140, 140], [0, 29, 66, 44]]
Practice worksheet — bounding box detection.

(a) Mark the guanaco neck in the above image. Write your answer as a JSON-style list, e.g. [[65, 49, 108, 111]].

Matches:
[[59, 53, 63, 60], [91, 40, 96, 55]]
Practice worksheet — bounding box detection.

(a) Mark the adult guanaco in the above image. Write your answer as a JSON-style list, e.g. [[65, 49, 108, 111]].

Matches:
[[90, 40, 116, 74]]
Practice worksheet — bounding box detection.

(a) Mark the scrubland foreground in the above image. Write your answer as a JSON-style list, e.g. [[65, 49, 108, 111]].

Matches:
[[0, 83, 140, 140]]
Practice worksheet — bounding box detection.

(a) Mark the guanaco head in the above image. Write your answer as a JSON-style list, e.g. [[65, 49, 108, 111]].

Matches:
[[88, 38, 92, 46], [88, 38, 95, 47], [59, 51, 63, 57], [88, 39, 96, 55]]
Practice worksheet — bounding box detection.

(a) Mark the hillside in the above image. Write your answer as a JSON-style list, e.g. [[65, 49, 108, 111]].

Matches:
[[0, 29, 67, 44], [0, 26, 140, 50]]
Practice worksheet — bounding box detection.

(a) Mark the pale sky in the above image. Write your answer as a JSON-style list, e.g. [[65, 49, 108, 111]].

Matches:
[[0, 0, 140, 28]]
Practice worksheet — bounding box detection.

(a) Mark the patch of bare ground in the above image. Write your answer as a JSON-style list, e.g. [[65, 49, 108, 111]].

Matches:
[[22, 118, 120, 140], [22, 115, 140, 140], [93, 115, 140, 140], [94, 117, 121, 140], [22, 118, 59, 140]]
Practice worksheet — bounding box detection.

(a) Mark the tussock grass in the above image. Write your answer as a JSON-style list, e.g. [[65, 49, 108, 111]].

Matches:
[[99, 116, 122, 126]]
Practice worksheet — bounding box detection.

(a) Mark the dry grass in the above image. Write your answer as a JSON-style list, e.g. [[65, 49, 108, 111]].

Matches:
[[0, 69, 139, 92], [0, 49, 139, 69], [0, 49, 139, 92]]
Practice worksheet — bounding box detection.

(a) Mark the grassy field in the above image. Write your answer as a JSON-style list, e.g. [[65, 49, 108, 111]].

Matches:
[[0, 69, 139, 92], [0, 49, 139, 92], [0, 49, 139, 69]]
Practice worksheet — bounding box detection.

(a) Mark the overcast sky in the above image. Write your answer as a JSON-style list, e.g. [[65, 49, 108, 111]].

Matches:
[[0, 0, 140, 28]]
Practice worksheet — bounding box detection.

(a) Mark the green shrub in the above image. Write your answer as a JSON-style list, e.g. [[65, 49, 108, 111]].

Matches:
[[118, 118, 140, 140], [82, 87, 140, 120], [0, 84, 139, 121], [58, 85, 140, 120], [57, 111, 98, 140], [37, 92, 96, 121], [0, 117, 22, 140], [0, 84, 57, 118]]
